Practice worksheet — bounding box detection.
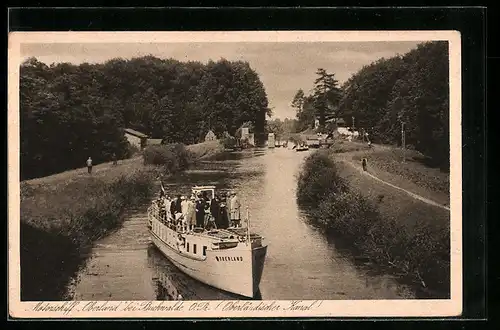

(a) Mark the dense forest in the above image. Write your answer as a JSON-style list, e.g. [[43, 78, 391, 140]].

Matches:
[[291, 41, 450, 168], [20, 56, 270, 180]]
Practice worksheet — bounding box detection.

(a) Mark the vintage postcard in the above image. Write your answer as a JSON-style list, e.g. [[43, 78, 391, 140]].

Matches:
[[8, 30, 462, 318]]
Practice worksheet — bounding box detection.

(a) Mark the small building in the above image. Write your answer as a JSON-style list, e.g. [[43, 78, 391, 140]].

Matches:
[[125, 128, 149, 150], [268, 133, 275, 148], [205, 130, 217, 142], [147, 138, 163, 146], [335, 118, 346, 127], [247, 133, 255, 147], [241, 127, 250, 141], [314, 119, 320, 129]]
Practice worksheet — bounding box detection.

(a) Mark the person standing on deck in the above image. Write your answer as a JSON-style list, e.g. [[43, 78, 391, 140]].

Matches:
[[164, 196, 172, 221], [181, 196, 189, 218], [219, 193, 230, 229], [229, 191, 241, 228], [195, 194, 205, 228], [186, 196, 196, 231], [210, 195, 221, 228], [86, 157, 93, 174], [174, 194, 182, 214], [180, 196, 189, 231], [204, 201, 215, 229], [170, 196, 177, 220]]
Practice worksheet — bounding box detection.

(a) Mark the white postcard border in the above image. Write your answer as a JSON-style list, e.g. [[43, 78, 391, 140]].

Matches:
[[8, 30, 462, 318]]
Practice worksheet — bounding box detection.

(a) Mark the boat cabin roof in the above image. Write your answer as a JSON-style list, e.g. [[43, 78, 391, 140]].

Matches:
[[192, 185, 216, 190], [192, 185, 216, 199]]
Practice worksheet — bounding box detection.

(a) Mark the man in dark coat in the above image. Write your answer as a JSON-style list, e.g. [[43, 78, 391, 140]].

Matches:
[[170, 197, 177, 217], [210, 195, 221, 228], [175, 194, 182, 214], [195, 194, 205, 228], [219, 193, 230, 229]]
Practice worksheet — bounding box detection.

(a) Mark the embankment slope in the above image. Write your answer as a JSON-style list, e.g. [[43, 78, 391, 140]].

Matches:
[[298, 142, 450, 298]]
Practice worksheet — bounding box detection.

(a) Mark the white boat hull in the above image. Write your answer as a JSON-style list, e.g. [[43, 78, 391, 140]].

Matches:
[[149, 221, 267, 298]]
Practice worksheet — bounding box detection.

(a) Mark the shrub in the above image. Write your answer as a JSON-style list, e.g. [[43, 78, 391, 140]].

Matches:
[[222, 136, 237, 149], [142, 143, 191, 174], [296, 150, 450, 296], [296, 151, 345, 208]]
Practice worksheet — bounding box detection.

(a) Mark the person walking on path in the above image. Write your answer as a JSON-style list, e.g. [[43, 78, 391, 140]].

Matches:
[[362, 158, 368, 171], [112, 153, 118, 165], [229, 191, 241, 228], [86, 157, 93, 174]]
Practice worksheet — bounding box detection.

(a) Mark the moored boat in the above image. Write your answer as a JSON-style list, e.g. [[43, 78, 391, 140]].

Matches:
[[295, 144, 309, 152], [147, 185, 268, 298]]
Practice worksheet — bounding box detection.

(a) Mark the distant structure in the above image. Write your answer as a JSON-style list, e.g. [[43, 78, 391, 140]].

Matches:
[[124, 128, 149, 150], [240, 127, 255, 147], [205, 130, 217, 142], [334, 118, 346, 127], [241, 127, 250, 141], [315, 115, 347, 130], [314, 118, 320, 130], [147, 138, 163, 146], [268, 133, 275, 148], [247, 133, 255, 147]]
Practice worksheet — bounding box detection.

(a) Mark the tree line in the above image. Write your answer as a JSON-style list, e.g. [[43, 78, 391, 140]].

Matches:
[[291, 41, 450, 168], [20, 56, 271, 179]]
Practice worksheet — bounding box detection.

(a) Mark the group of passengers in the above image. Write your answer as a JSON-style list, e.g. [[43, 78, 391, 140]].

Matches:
[[154, 190, 242, 232]]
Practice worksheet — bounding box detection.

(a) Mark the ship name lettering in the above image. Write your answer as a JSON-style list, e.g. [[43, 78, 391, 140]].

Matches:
[[215, 256, 243, 262]]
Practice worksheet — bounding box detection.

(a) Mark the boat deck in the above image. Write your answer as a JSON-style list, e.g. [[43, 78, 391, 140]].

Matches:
[[189, 228, 262, 241]]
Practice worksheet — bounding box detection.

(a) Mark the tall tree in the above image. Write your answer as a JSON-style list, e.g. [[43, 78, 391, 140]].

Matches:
[[20, 56, 271, 179], [291, 89, 305, 114], [337, 41, 449, 169], [312, 68, 342, 129]]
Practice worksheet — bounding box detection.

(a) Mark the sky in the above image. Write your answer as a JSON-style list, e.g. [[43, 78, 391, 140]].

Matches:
[[21, 41, 423, 119]]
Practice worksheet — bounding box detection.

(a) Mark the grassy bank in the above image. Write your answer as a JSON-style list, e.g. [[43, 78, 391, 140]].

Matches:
[[20, 141, 223, 300], [186, 140, 225, 160], [296, 150, 450, 297]]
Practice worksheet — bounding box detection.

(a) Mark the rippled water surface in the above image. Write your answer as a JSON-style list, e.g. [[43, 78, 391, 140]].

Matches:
[[69, 147, 415, 300]]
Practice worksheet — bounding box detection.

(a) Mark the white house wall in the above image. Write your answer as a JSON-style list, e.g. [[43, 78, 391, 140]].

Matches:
[[126, 134, 142, 149]]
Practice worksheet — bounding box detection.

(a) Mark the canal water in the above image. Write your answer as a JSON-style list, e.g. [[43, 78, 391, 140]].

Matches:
[[68, 147, 415, 300]]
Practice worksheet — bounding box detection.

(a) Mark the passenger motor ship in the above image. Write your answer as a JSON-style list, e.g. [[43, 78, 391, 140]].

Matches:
[[147, 185, 268, 298]]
